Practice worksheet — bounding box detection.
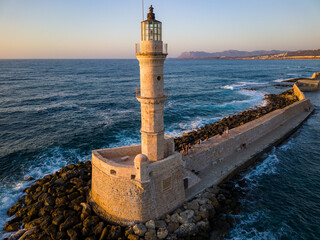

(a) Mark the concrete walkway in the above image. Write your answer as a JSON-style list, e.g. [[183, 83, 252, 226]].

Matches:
[[185, 105, 314, 201]]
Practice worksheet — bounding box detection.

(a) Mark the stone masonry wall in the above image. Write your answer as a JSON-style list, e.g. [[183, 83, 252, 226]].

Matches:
[[184, 96, 311, 173]]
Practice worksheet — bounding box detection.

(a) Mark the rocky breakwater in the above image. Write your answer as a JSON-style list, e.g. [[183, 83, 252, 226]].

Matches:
[[3, 160, 247, 240], [174, 89, 299, 152]]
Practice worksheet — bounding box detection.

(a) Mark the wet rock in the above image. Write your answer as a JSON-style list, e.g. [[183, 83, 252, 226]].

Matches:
[[80, 202, 92, 220], [54, 178, 66, 186], [94, 221, 104, 236], [44, 224, 57, 239], [167, 222, 179, 233], [7, 202, 22, 217], [109, 225, 122, 239], [3, 221, 21, 232], [170, 213, 180, 223], [178, 210, 194, 224], [175, 223, 197, 237], [196, 220, 210, 231], [99, 227, 108, 240], [145, 229, 157, 240], [60, 216, 79, 231], [145, 219, 155, 229], [52, 214, 64, 225], [67, 228, 78, 240], [83, 216, 99, 228], [8, 229, 27, 240], [154, 220, 167, 229], [157, 227, 168, 239], [24, 217, 43, 230], [184, 200, 199, 211], [133, 223, 147, 236], [127, 234, 140, 240]]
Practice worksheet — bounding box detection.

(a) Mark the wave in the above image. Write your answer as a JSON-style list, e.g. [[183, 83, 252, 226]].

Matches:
[[221, 81, 268, 91], [244, 149, 279, 186], [229, 210, 298, 240], [0, 147, 90, 236], [220, 82, 248, 90]]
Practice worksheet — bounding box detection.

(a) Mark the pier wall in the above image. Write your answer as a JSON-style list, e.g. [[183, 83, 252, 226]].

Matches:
[[183, 86, 313, 196]]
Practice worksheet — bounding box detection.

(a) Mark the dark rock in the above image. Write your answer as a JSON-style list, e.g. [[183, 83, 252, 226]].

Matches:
[[24, 217, 43, 230], [94, 221, 104, 236], [154, 220, 167, 229], [56, 230, 67, 239], [133, 223, 147, 236], [3, 221, 21, 232], [157, 227, 168, 239], [67, 228, 78, 240], [8, 229, 27, 240], [7, 202, 22, 217], [52, 214, 64, 226], [145, 219, 155, 229], [127, 234, 140, 240], [83, 216, 99, 228], [167, 222, 179, 233], [145, 229, 157, 240], [44, 224, 57, 239], [99, 227, 108, 240], [175, 223, 197, 237], [59, 216, 79, 232], [109, 225, 122, 239], [54, 178, 66, 186]]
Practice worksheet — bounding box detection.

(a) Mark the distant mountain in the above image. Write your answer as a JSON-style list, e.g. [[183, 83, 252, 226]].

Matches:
[[239, 49, 320, 60], [177, 50, 285, 59]]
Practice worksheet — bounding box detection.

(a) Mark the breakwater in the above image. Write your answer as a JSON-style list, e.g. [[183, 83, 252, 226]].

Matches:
[[3, 85, 314, 240], [174, 89, 298, 153]]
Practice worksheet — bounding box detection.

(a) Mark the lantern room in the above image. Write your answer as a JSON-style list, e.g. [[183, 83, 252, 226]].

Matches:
[[141, 5, 162, 41]]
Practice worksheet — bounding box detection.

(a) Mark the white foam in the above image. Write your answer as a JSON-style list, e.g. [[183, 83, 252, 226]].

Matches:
[[273, 78, 285, 83], [245, 149, 280, 186], [0, 146, 90, 235]]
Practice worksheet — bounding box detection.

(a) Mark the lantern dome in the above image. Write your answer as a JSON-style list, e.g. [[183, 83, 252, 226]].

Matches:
[[141, 5, 162, 41]]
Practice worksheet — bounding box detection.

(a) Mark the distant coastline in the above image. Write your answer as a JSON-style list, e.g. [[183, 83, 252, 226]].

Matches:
[[177, 49, 320, 60]]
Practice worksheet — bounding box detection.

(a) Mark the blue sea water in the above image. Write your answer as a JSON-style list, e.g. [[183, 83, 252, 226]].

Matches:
[[0, 59, 319, 239]]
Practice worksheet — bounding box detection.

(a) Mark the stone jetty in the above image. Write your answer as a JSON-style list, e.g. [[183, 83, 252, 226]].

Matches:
[[174, 89, 298, 153]]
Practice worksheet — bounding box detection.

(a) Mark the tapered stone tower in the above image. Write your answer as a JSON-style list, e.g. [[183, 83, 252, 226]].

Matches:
[[89, 6, 185, 225], [136, 5, 167, 161]]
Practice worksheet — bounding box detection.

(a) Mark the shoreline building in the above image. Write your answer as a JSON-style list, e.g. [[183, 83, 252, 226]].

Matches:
[[89, 6, 185, 225]]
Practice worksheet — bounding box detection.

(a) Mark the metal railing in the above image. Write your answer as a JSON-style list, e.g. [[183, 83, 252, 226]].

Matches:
[[135, 43, 168, 54], [136, 88, 168, 98]]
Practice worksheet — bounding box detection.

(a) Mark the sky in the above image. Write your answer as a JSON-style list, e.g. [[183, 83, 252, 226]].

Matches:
[[0, 0, 320, 59]]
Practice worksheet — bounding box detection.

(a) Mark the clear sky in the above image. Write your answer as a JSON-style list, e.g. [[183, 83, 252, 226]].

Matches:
[[0, 0, 320, 59]]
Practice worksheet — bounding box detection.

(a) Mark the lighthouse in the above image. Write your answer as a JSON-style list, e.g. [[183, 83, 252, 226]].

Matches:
[[136, 5, 168, 161], [90, 6, 185, 225]]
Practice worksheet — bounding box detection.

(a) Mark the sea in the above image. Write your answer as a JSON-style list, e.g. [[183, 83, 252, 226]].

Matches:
[[0, 59, 319, 239]]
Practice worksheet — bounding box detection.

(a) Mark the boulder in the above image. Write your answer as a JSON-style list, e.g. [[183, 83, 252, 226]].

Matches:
[[175, 223, 197, 237], [184, 200, 199, 211], [59, 216, 79, 231], [157, 227, 168, 239], [67, 228, 78, 240], [94, 222, 104, 236], [154, 220, 167, 229], [145, 219, 155, 229], [178, 210, 194, 224], [8, 229, 27, 240], [167, 222, 179, 233], [7, 202, 22, 217], [145, 229, 157, 240], [83, 216, 99, 228], [133, 223, 147, 237]]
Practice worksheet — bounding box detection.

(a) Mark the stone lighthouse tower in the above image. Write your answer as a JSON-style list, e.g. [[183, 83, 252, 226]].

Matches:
[[136, 5, 167, 161], [89, 6, 185, 225]]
